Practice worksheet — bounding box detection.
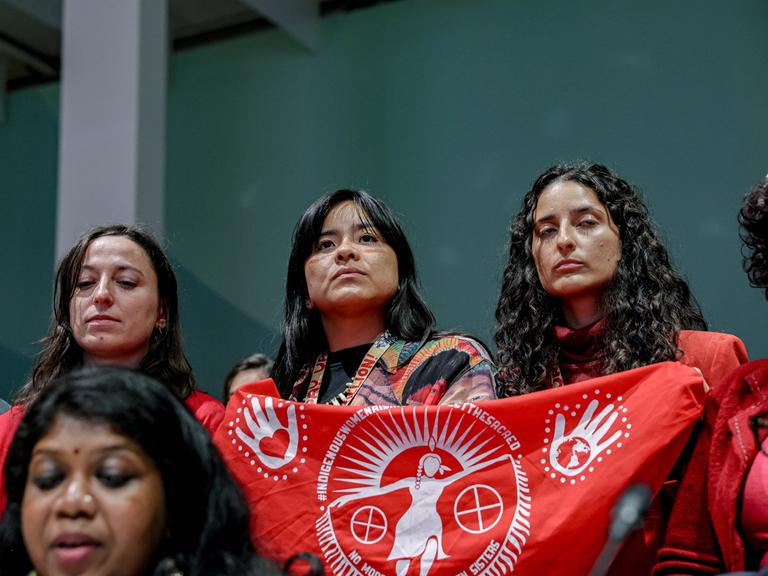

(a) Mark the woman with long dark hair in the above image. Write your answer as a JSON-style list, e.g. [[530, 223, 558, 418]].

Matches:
[[272, 189, 495, 406], [495, 161, 745, 394], [19, 225, 206, 407], [494, 162, 747, 573], [0, 366, 275, 576], [656, 177, 768, 575], [0, 225, 223, 509]]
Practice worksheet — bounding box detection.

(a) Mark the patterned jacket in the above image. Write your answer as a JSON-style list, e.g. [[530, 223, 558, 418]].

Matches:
[[290, 334, 497, 406]]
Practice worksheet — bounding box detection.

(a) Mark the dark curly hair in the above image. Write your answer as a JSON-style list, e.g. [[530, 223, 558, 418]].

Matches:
[[14, 225, 196, 406], [0, 367, 273, 576], [494, 162, 706, 396], [739, 177, 768, 298], [272, 189, 435, 397]]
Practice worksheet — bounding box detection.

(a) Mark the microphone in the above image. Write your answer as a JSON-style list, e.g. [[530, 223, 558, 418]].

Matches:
[[610, 483, 652, 541], [589, 483, 652, 576]]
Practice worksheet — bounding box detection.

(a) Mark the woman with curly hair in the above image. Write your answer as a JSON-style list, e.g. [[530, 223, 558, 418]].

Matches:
[[495, 162, 745, 396], [742, 178, 768, 297], [494, 162, 747, 573], [656, 177, 768, 575]]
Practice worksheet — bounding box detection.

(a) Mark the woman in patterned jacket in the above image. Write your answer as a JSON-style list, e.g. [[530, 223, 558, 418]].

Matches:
[[272, 189, 497, 407]]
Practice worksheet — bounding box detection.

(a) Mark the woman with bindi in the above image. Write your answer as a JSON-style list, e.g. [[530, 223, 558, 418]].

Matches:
[[0, 226, 224, 511], [272, 189, 497, 407], [494, 162, 747, 573], [0, 366, 276, 576]]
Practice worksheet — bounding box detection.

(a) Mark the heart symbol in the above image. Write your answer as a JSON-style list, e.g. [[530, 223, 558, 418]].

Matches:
[[259, 428, 289, 460]]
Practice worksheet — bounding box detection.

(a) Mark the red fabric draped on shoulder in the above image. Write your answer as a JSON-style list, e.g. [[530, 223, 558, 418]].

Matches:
[[184, 390, 225, 435], [678, 331, 749, 392]]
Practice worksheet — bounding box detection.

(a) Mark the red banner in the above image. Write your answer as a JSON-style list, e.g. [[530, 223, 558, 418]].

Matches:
[[214, 361, 704, 576]]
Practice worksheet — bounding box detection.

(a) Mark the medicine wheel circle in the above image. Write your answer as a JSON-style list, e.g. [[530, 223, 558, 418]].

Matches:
[[350, 505, 388, 544], [454, 484, 504, 534]]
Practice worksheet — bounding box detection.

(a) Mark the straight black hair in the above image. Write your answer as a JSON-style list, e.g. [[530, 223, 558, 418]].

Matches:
[[272, 189, 435, 396]]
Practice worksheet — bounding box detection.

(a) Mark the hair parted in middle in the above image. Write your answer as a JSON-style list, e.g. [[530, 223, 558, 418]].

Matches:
[[272, 189, 435, 397], [495, 161, 706, 396], [15, 224, 196, 406], [0, 366, 271, 576]]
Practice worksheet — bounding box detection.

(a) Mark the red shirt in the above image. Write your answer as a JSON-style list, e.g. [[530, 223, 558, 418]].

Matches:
[[656, 360, 768, 574], [553, 325, 748, 575], [0, 389, 224, 515], [742, 436, 768, 569]]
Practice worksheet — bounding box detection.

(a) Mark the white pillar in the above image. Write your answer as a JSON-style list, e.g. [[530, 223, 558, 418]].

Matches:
[[56, 0, 167, 258]]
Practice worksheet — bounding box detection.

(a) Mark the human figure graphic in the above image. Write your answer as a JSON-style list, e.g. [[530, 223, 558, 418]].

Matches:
[[328, 449, 513, 576]]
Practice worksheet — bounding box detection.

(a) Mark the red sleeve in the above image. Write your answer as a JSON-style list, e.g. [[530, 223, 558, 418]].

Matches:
[[653, 398, 724, 575], [678, 331, 749, 392], [653, 336, 751, 576], [184, 390, 225, 436], [634, 332, 746, 575], [0, 406, 25, 517]]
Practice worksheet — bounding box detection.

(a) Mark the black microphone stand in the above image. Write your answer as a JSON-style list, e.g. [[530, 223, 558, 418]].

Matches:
[[589, 483, 652, 576]]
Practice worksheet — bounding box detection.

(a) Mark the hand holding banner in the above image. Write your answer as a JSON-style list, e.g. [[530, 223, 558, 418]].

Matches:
[[215, 361, 704, 576]]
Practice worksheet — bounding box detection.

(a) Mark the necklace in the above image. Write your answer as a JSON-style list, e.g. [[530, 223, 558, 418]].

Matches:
[[303, 331, 397, 405]]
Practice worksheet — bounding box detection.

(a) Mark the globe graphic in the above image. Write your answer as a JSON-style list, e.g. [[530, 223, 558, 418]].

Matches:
[[553, 436, 591, 470]]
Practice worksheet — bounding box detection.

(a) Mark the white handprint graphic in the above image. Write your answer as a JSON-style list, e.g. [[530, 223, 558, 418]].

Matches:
[[549, 399, 622, 477], [236, 397, 299, 469]]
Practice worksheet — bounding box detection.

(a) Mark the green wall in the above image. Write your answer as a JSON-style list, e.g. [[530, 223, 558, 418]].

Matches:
[[0, 84, 58, 398], [2, 0, 767, 400]]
